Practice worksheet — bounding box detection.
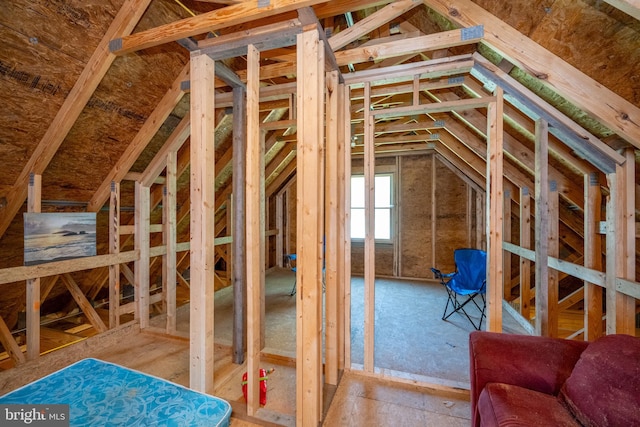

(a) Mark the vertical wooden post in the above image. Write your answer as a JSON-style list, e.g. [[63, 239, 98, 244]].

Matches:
[[606, 148, 636, 335], [325, 69, 339, 386], [343, 84, 352, 371], [296, 28, 325, 426], [337, 81, 347, 373], [519, 187, 531, 319], [475, 191, 484, 249], [109, 181, 121, 329], [26, 173, 41, 360], [431, 154, 437, 268], [134, 181, 150, 329], [486, 88, 504, 332], [189, 52, 216, 393], [618, 148, 636, 334], [232, 86, 247, 364], [164, 151, 177, 334], [246, 44, 264, 416], [503, 190, 512, 301], [548, 181, 559, 337], [275, 193, 284, 268], [584, 172, 602, 340], [363, 81, 376, 370], [534, 119, 550, 336]]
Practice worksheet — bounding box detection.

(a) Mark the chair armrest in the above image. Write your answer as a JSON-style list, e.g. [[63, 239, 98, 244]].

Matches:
[[469, 331, 589, 427], [430, 267, 454, 281]]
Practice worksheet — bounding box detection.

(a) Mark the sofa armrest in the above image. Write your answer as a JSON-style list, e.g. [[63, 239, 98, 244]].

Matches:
[[469, 331, 588, 427]]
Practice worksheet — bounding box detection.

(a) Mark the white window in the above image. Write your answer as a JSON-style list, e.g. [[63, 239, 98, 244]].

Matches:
[[350, 174, 393, 241]]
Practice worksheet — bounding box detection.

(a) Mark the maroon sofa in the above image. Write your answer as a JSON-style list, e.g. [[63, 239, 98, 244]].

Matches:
[[469, 331, 640, 426]]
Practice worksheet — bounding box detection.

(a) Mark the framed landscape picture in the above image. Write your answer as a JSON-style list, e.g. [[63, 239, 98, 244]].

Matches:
[[24, 212, 97, 266]]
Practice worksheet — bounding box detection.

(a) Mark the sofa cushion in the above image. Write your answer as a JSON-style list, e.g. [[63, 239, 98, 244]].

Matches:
[[560, 334, 640, 427], [478, 382, 579, 426]]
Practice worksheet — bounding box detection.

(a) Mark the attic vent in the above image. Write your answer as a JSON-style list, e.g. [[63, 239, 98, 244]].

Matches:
[[550, 180, 557, 192], [448, 76, 464, 85], [433, 120, 445, 127], [258, 0, 270, 7], [429, 133, 440, 140]]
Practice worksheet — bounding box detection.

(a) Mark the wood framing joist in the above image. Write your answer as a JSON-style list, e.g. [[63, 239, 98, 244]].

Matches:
[[422, 0, 640, 146], [109, 0, 331, 55], [471, 54, 624, 174], [196, 18, 303, 60]]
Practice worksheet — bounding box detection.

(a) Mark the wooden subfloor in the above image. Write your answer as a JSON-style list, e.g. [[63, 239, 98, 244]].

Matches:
[[0, 272, 492, 425]]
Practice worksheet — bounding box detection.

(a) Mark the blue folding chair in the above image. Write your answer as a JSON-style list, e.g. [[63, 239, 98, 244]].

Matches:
[[285, 239, 326, 296], [431, 248, 487, 330], [284, 253, 298, 296]]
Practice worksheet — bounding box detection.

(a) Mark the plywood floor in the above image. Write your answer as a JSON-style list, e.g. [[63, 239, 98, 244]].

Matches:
[[0, 270, 529, 426]]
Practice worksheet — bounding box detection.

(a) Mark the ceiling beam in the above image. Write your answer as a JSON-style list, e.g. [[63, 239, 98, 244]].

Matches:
[[328, 0, 422, 51], [602, 0, 640, 21], [0, 0, 153, 239], [422, 0, 640, 146], [110, 0, 332, 55]]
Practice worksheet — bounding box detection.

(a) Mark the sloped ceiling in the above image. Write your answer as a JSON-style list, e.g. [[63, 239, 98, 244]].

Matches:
[[0, 0, 638, 333]]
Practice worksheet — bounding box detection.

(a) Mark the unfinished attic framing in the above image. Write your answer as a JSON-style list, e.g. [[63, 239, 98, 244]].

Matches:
[[0, 0, 639, 424]]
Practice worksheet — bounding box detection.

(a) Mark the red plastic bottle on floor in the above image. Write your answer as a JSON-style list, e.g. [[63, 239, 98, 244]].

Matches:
[[241, 368, 271, 406]]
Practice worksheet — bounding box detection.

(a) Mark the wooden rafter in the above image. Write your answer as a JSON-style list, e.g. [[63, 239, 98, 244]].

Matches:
[[422, 0, 640, 145], [0, 0, 152, 239], [87, 64, 190, 212]]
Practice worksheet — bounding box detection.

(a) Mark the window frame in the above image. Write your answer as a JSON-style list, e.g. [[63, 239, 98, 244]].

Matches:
[[350, 171, 395, 244]]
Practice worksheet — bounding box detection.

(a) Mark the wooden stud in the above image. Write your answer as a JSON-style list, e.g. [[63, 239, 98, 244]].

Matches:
[[164, 151, 177, 334], [337, 82, 348, 373], [343, 84, 353, 371], [363, 82, 376, 371], [295, 29, 325, 426], [584, 172, 603, 340], [485, 88, 504, 332], [534, 119, 550, 336], [548, 181, 559, 338], [134, 182, 150, 329], [109, 181, 121, 329], [607, 148, 636, 334], [325, 69, 340, 386], [519, 187, 532, 319], [431, 154, 437, 269], [189, 52, 216, 394], [503, 190, 512, 301], [26, 173, 41, 360], [232, 86, 247, 365], [246, 44, 264, 416]]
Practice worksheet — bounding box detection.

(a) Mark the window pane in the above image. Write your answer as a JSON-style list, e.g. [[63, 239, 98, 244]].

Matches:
[[351, 208, 365, 239], [351, 176, 365, 208], [375, 175, 391, 207], [375, 208, 391, 239]]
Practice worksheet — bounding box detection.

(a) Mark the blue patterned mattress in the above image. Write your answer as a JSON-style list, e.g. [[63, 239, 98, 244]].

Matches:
[[0, 358, 232, 426]]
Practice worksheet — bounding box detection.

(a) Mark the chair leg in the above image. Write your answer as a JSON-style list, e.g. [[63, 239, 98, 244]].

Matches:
[[289, 277, 296, 296], [442, 289, 486, 330]]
